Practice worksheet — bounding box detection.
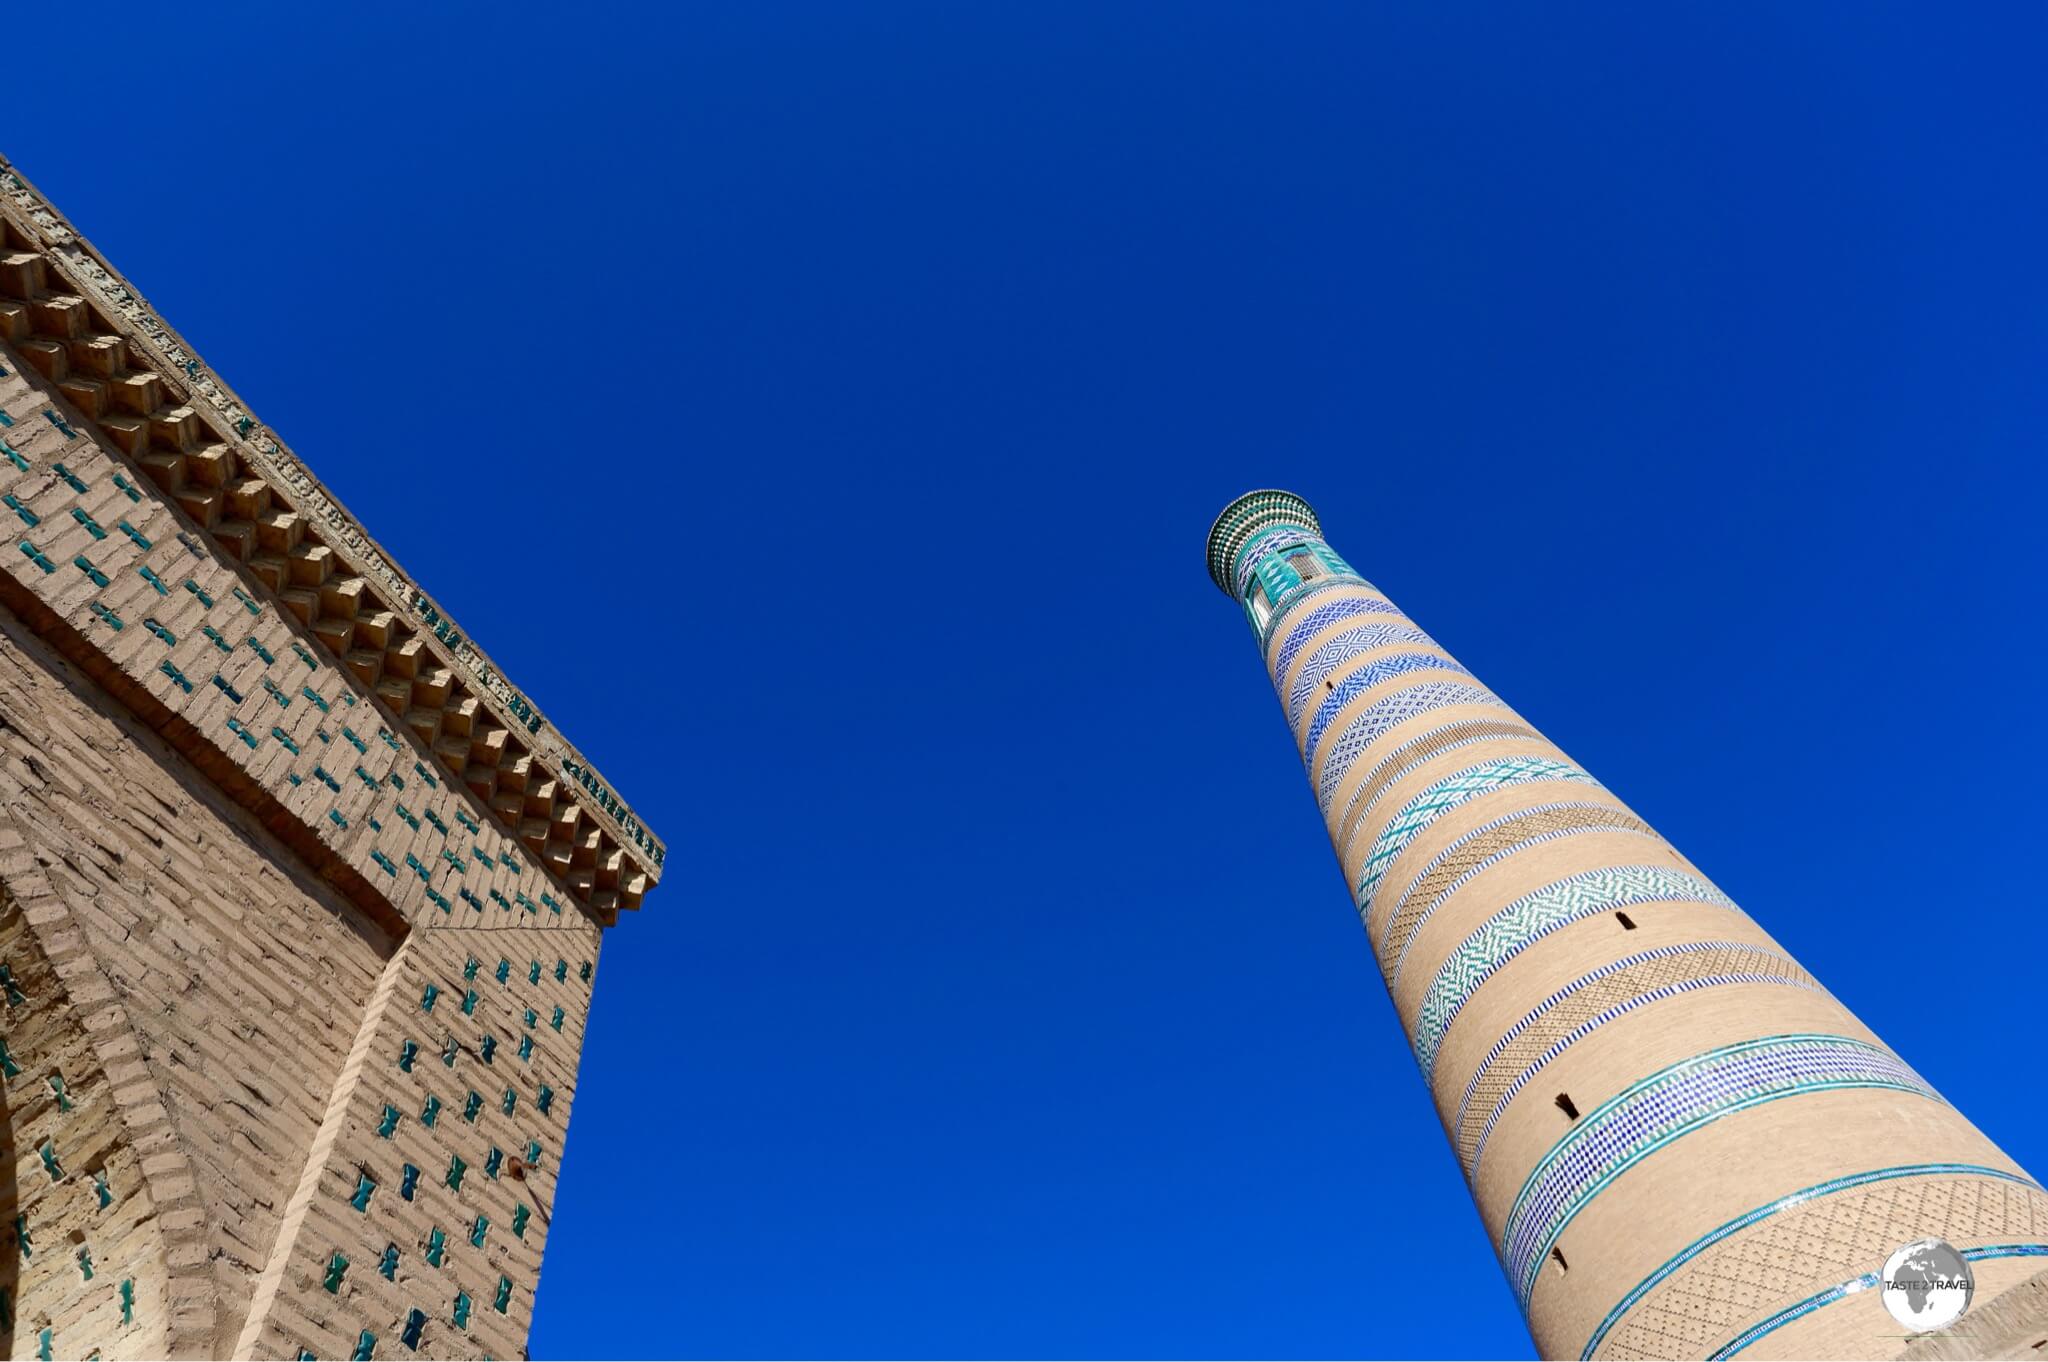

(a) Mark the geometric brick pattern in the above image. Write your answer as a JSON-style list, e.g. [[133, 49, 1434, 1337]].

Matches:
[[1587, 1168, 2048, 1359], [0, 160, 658, 915], [0, 605, 387, 1357], [1302, 649, 1475, 770], [1314, 680, 1507, 809], [1331, 718, 1541, 880], [0, 889, 161, 1358], [0, 487, 604, 1359], [0, 356, 586, 940], [1412, 864, 1740, 1077], [1283, 621, 1437, 724], [232, 923, 599, 1361], [1376, 803, 1656, 980], [1497, 1033, 1936, 1307], [1266, 592, 1402, 685], [1708, 1244, 2048, 1360], [0, 155, 655, 1359], [1451, 942, 1820, 1177], [1256, 571, 1384, 653], [1351, 756, 1601, 915]]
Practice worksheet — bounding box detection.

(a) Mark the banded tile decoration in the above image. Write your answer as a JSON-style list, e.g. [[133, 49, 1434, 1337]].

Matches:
[[1334, 720, 1541, 872], [1379, 804, 1657, 982], [1581, 1163, 2046, 1359], [1412, 864, 1739, 1077], [1284, 622, 1438, 724], [1708, 1244, 2048, 1360], [1453, 942, 1819, 1175], [1314, 680, 1507, 808], [1500, 1034, 1936, 1308], [1261, 576, 1379, 651], [1302, 649, 1473, 767], [1268, 593, 1401, 682], [1353, 756, 1600, 915]]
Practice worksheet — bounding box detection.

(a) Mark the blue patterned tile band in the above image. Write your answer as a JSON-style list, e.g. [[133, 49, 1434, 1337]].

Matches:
[[1378, 804, 1615, 944], [1411, 864, 1739, 1077], [1302, 651, 1474, 769], [1315, 681, 1507, 808], [1380, 807, 1660, 981], [1268, 593, 1400, 682], [1458, 946, 1823, 1176], [1283, 622, 1439, 725], [1336, 724, 1545, 877], [1582, 1163, 2042, 1358], [1708, 1243, 2048, 1359], [1259, 575, 1382, 651], [1500, 1034, 1937, 1310], [1353, 757, 1600, 915]]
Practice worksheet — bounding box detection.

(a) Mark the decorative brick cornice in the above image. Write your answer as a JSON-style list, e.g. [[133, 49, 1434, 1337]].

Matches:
[[0, 153, 664, 893]]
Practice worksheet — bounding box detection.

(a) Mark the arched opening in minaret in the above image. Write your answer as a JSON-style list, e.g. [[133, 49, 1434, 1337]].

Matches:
[[1615, 911, 1637, 930], [1555, 1093, 1580, 1121], [1550, 1247, 1568, 1274]]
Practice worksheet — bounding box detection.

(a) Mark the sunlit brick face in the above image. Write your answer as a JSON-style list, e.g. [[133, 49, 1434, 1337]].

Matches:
[[0, 152, 660, 1359]]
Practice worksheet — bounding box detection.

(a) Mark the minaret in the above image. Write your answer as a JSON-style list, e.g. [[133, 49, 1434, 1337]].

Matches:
[[1204, 490, 2048, 1360]]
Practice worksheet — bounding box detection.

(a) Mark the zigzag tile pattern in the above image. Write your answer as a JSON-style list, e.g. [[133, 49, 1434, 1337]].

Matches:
[[1283, 621, 1437, 724], [1411, 864, 1739, 1077], [1302, 649, 1473, 768], [1379, 804, 1657, 982], [1314, 680, 1507, 809], [1353, 757, 1600, 915], [1453, 942, 1820, 1176], [1267, 593, 1401, 683], [1334, 719, 1540, 870], [1499, 1034, 1936, 1308], [1259, 577, 1384, 652]]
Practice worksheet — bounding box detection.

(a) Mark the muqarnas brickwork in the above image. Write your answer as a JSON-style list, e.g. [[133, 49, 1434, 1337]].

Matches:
[[1203, 489, 2048, 1359], [0, 153, 664, 1358]]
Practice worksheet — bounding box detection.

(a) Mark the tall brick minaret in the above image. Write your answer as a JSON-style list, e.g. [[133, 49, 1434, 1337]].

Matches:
[[1204, 489, 2047, 1359]]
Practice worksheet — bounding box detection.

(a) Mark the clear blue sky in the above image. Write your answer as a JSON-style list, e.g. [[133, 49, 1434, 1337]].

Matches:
[[11, 4, 2048, 1357]]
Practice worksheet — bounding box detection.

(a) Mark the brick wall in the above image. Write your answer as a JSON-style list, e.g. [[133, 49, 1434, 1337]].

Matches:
[[235, 921, 600, 1361], [0, 604, 391, 1355], [0, 174, 630, 1360]]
